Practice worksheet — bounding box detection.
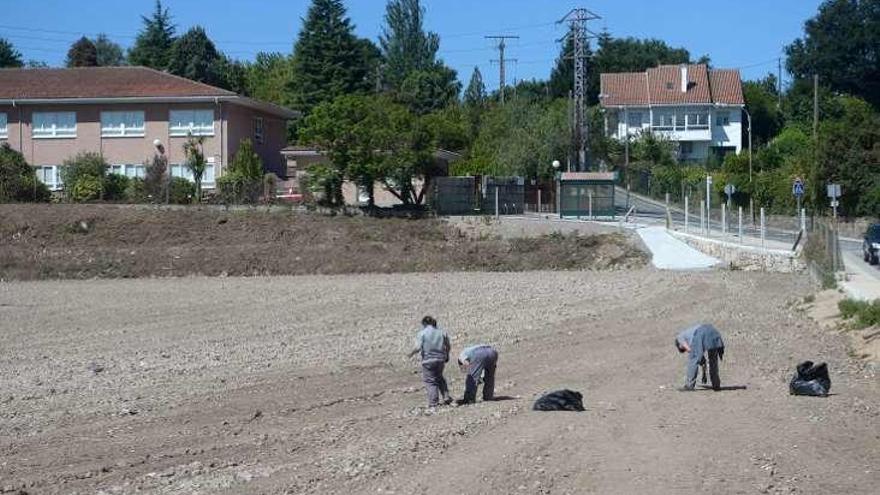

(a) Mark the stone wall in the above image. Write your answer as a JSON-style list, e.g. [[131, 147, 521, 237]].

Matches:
[[670, 231, 806, 273]]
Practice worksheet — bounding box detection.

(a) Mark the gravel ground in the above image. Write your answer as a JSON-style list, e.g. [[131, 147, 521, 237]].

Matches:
[[1, 270, 878, 494]]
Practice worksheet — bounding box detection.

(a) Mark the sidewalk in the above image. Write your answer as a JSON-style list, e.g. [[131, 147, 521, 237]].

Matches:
[[840, 251, 880, 301], [636, 226, 720, 270]]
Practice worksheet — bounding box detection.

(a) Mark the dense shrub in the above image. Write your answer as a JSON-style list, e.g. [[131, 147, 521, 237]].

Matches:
[[168, 177, 195, 204], [104, 173, 130, 201], [69, 175, 104, 202], [143, 154, 168, 202], [839, 299, 880, 329], [125, 177, 148, 203], [0, 143, 50, 202]]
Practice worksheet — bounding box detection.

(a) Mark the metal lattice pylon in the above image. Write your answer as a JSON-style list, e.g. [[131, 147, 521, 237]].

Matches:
[[558, 8, 600, 171]]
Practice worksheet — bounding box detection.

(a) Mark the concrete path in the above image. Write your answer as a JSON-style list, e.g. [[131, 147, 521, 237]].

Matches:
[[841, 250, 880, 301], [636, 226, 720, 270]]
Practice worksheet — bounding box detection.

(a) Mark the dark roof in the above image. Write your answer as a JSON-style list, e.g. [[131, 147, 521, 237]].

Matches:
[[600, 64, 744, 107], [0, 66, 236, 100]]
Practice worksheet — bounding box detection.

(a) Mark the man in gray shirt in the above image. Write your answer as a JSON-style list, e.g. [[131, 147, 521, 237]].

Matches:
[[407, 316, 453, 407], [457, 344, 498, 404], [675, 323, 725, 391]]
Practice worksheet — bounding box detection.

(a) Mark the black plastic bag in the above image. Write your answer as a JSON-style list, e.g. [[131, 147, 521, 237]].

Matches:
[[789, 361, 831, 397], [533, 389, 585, 411]]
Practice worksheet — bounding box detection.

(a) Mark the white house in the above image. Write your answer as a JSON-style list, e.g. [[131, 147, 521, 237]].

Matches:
[[599, 64, 745, 162]]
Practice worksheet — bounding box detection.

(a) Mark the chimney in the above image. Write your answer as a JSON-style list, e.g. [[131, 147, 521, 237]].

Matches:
[[680, 64, 688, 93]]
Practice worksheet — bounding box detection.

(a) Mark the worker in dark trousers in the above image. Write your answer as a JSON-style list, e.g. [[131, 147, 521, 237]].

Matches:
[[407, 316, 453, 408], [675, 323, 725, 391], [457, 344, 498, 404]]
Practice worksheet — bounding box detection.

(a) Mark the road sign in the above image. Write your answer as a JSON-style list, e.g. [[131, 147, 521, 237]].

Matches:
[[830, 200, 839, 208], [793, 178, 805, 197], [827, 183, 841, 199], [724, 184, 736, 197]]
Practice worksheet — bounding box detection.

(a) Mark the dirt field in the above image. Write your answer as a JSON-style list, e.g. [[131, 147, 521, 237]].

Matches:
[[0, 205, 645, 280], [1, 270, 878, 494]]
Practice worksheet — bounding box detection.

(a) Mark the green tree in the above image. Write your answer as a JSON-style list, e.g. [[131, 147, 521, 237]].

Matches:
[[287, 0, 376, 115], [128, 0, 176, 70], [246, 52, 293, 104], [463, 67, 486, 108], [0, 144, 50, 202], [167, 27, 224, 86], [786, 0, 880, 108], [548, 36, 575, 99], [183, 135, 207, 202], [66, 37, 98, 67], [0, 38, 23, 68], [93, 34, 125, 66], [743, 74, 783, 145], [379, 0, 459, 113], [228, 139, 264, 180]]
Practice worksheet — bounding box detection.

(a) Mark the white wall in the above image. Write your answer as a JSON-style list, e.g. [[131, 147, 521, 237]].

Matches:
[[608, 105, 743, 155]]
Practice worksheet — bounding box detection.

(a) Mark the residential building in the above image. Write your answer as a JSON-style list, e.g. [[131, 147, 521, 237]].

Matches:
[[0, 67, 297, 191], [599, 64, 745, 162]]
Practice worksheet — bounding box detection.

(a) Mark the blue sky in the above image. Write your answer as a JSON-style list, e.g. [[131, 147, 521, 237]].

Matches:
[[3, 0, 823, 90]]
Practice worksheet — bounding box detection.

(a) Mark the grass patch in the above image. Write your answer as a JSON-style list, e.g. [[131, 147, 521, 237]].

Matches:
[[838, 298, 880, 329]]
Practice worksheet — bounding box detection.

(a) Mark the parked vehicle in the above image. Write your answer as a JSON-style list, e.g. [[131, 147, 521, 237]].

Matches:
[[863, 223, 880, 265]]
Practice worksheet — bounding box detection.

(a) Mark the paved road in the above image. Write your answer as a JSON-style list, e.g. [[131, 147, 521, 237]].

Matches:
[[841, 238, 880, 284]]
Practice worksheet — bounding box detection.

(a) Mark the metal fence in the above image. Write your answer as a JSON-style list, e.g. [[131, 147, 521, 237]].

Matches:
[[428, 176, 526, 215]]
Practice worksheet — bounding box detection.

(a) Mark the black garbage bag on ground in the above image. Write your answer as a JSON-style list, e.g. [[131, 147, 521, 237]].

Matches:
[[789, 361, 831, 397], [532, 389, 585, 411]]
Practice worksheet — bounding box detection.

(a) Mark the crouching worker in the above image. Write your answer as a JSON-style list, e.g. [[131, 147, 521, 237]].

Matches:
[[407, 316, 453, 407], [457, 344, 498, 404], [675, 323, 725, 391]]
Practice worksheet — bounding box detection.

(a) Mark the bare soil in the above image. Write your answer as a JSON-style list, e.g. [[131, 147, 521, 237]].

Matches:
[[1, 270, 878, 494], [0, 204, 645, 280]]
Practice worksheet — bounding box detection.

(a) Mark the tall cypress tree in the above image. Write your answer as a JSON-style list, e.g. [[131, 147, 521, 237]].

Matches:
[[288, 0, 375, 114], [0, 38, 24, 68], [66, 37, 99, 67], [463, 67, 486, 107], [379, 0, 440, 89], [128, 0, 176, 69], [167, 27, 223, 86]]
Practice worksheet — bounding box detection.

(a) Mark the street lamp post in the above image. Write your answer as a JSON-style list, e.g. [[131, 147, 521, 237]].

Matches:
[[743, 107, 753, 223], [153, 139, 168, 205]]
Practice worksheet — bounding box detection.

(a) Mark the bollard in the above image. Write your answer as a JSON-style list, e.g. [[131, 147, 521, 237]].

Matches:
[[684, 196, 689, 233], [760, 207, 766, 249], [700, 200, 705, 234], [738, 206, 743, 245], [588, 190, 593, 220], [800, 208, 806, 233], [495, 187, 499, 219], [722, 204, 727, 238], [537, 189, 542, 214]]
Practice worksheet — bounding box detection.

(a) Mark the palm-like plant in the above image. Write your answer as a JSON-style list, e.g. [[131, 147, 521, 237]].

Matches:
[[183, 134, 207, 202]]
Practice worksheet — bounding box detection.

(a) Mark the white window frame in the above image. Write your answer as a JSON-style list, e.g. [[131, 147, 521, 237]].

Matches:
[[716, 112, 730, 126], [254, 117, 264, 144], [627, 112, 642, 128], [34, 165, 64, 191], [169, 109, 214, 137], [101, 111, 146, 138], [32, 111, 77, 139], [0, 112, 7, 139], [686, 112, 709, 130], [170, 162, 215, 187], [109, 164, 146, 179], [652, 112, 674, 131]]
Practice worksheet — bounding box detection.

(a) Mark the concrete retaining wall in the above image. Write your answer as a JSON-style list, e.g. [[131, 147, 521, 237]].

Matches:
[[669, 231, 806, 273]]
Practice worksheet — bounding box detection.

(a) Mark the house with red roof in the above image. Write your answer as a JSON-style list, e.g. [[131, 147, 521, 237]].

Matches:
[[0, 66, 298, 191], [599, 64, 744, 162]]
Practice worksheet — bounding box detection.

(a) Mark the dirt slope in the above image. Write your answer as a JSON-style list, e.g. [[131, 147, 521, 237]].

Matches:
[[0, 204, 645, 280], [1, 270, 878, 494]]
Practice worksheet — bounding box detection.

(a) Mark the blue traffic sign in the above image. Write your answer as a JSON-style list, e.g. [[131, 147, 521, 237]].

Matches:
[[793, 179, 805, 197]]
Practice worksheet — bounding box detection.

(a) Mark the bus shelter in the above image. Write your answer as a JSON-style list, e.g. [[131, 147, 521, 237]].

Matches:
[[558, 172, 618, 218]]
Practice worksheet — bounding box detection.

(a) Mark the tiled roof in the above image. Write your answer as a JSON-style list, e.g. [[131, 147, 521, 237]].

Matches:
[[708, 69, 745, 105], [0, 66, 236, 100], [600, 64, 743, 107]]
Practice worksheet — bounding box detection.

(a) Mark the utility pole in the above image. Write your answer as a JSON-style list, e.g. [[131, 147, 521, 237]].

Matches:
[[486, 35, 519, 105], [558, 7, 600, 171], [777, 57, 782, 108], [813, 74, 819, 139]]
